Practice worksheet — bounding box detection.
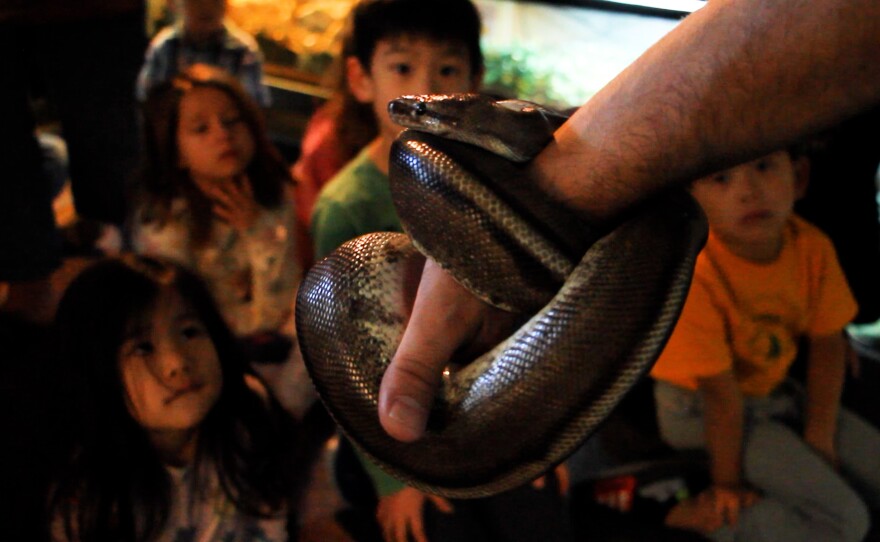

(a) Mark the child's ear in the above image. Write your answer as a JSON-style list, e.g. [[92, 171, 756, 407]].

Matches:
[[793, 155, 810, 199], [346, 56, 375, 104]]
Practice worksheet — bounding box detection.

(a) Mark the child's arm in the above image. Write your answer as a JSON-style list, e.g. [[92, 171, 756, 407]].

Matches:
[[699, 370, 745, 487], [698, 370, 759, 525], [804, 331, 847, 466]]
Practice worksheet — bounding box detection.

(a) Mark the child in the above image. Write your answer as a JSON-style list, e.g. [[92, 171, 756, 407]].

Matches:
[[131, 64, 311, 416], [47, 255, 303, 541], [650, 150, 880, 541], [290, 24, 379, 269], [311, 1, 572, 540], [137, 0, 271, 107], [310, 0, 484, 258]]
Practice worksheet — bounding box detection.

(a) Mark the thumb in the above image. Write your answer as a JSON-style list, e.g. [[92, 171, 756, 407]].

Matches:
[[378, 260, 482, 442]]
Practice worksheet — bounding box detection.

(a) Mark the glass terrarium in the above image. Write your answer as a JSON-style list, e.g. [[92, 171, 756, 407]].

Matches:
[[216, 0, 691, 107]]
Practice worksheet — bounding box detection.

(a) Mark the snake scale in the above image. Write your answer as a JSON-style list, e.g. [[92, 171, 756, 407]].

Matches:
[[295, 94, 708, 498]]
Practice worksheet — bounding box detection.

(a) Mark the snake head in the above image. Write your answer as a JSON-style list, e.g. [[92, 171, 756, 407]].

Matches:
[[388, 94, 470, 133], [388, 93, 568, 162]]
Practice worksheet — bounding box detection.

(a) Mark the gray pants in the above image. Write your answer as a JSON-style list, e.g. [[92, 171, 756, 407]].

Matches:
[[654, 380, 880, 542]]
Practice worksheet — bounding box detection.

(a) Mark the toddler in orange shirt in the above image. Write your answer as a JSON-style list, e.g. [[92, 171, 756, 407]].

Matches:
[[650, 150, 880, 541]]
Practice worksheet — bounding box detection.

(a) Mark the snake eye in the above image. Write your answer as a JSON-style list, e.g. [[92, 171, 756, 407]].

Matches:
[[413, 101, 427, 116]]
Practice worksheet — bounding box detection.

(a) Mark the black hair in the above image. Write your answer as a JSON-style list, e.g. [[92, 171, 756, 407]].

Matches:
[[47, 255, 298, 541], [314, 0, 483, 169], [349, 0, 484, 77], [135, 64, 292, 247]]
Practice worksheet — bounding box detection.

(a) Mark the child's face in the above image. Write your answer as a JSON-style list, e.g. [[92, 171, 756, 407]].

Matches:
[[118, 288, 223, 440], [180, 0, 226, 40], [351, 35, 479, 145], [691, 151, 801, 259], [176, 86, 255, 184]]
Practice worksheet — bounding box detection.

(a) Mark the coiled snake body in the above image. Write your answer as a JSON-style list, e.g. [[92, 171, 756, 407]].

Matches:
[[296, 94, 707, 498]]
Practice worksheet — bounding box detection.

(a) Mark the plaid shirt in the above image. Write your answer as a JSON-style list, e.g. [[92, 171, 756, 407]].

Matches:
[[136, 20, 271, 107]]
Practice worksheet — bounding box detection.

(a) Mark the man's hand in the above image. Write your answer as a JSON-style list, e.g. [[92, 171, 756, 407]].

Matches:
[[378, 259, 520, 441], [376, 487, 454, 542]]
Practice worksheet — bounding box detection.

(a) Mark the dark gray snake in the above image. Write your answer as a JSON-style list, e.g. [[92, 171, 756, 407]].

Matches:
[[296, 94, 707, 498]]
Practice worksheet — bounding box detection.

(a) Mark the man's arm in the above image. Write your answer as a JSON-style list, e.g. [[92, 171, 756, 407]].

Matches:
[[380, 0, 880, 442], [804, 332, 847, 465], [534, 0, 880, 223]]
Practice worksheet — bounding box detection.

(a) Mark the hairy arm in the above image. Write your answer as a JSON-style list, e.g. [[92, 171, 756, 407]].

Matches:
[[534, 0, 880, 222], [379, 0, 880, 441], [803, 332, 847, 465]]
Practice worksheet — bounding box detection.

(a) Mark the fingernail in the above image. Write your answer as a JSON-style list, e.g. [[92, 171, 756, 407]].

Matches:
[[388, 396, 428, 440]]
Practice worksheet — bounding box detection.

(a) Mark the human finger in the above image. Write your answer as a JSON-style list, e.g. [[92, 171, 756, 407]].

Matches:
[[555, 464, 570, 496], [531, 475, 546, 490], [408, 511, 428, 542], [428, 494, 455, 514], [237, 174, 254, 199], [379, 260, 486, 441]]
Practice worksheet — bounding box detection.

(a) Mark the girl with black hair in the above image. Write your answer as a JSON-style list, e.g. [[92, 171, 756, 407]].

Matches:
[[48, 255, 303, 541]]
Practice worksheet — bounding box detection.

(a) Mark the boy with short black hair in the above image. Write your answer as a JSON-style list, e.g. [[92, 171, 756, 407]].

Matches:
[[310, 0, 484, 259], [137, 0, 270, 107], [311, 1, 572, 540], [651, 149, 880, 541]]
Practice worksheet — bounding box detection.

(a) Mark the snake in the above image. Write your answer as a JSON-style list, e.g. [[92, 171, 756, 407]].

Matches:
[[295, 93, 708, 498]]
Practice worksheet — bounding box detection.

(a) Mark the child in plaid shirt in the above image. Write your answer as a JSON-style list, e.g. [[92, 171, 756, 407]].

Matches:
[[137, 0, 271, 107]]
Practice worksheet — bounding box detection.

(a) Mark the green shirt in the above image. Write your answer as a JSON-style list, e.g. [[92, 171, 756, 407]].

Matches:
[[310, 147, 407, 496], [310, 148, 403, 260]]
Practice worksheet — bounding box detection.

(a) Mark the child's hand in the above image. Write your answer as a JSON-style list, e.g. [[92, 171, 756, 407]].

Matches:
[[531, 463, 570, 496], [205, 175, 259, 232], [804, 430, 839, 468], [705, 484, 760, 526], [375, 487, 454, 542]]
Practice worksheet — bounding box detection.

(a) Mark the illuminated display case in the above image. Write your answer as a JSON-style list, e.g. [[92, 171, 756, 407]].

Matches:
[[148, 0, 699, 144]]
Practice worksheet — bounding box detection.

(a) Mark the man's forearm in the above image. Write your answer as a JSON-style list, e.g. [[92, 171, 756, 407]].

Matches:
[[534, 0, 880, 222]]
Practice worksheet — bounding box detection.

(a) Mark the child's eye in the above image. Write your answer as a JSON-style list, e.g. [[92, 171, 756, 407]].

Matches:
[[190, 123, 209, 135], [131, 340, 155, 357], [180, 323, 206, 340], [392, 63, 412, 76], [754, 159, 771, 172], [221, 116, 243, 129], [439, 65, 462, 77]]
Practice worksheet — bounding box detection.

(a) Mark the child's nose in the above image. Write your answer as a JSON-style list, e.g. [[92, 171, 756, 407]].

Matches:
[[411, 70, 442, 96], [159, 344, 192, 383], [738, 172, 762, 201], [211, 118, 233, 140]]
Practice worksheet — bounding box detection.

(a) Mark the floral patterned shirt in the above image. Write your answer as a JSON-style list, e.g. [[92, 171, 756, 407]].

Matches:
[[132, 196, 301, 336]]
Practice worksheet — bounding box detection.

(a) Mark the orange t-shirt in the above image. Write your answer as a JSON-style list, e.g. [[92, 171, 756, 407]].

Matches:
[[651, 216, 857, 396]]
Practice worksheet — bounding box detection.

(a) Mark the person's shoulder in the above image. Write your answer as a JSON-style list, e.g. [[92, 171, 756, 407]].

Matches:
[[788, 214, 836, 254], [148, 24, 181, 50], [317, 149, 385, 205], [223, 20, 261, 52]]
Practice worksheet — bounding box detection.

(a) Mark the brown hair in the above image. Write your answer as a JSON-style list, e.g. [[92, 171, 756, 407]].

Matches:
[[136, 64, 292, 246]]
